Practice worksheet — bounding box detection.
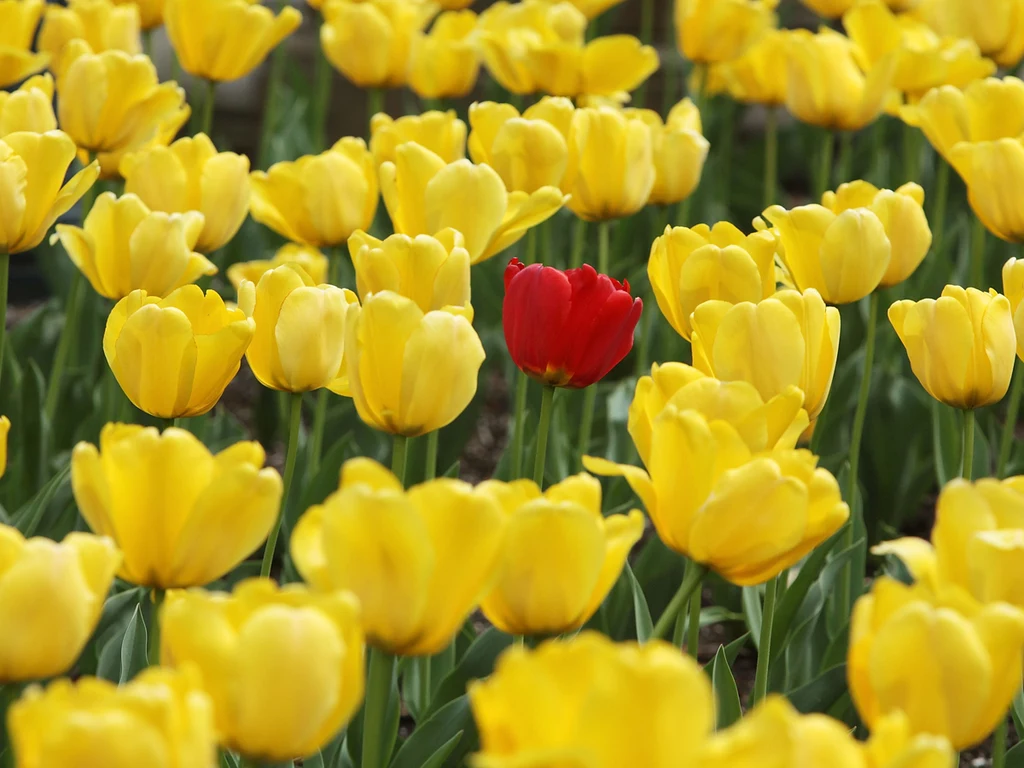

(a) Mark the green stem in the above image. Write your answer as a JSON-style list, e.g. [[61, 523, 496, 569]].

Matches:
[[0, 251, 8, 395], [763, 107, 778, 210], [651, 563, 709, 641], [578, 386, 596, 472], [993, 714, 1009, 768], [752, 576, 778, 704], [570, 216, 586, 270], [690, 63, 707, 119], [533, 385, 555, 488], [424, 430, 438, 480], [970, 215, 987, 288], [870, 118, 887, 187], [999, 364, 1024, 478], [311, 26, 333, 151], [309, 389, 329, 478], [392, 433, 408, 486], [686, 568, 702, 659], [931, 157, 949, 255], [257, 41, 288, 169], [902, 123, 920, 187], [637, 206, 670, 377], [596, 220, 610, 275], [814, 130, 836, 200], [199, 79, 216, 137], [259, 392, 303, 578], [511, 369, 529, 478], [836, 131, 853, 185], [361, 648, 396, 768], [142, 28, 153, 60], [414, 655, 432, 718], [962, 408, 976, 480], [524, 226, 538, 266], [172, 416, 184, 430], [367, 89, 385, 134], [43, 271, 84, 423], [148, 588, 164, 666]]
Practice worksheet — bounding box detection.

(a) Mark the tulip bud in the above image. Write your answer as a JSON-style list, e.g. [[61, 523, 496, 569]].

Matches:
[[709, 28, 788, 105], [408, 10, 480, 100], [889, 285, 1015, 409], [951, 137, 1024, 242], [625, 99, 709, 206], [369, 110, 466, 167], [38, 0, 141, 74], [0, 524, 120, 682], [0, 74, 57, 137], [676, 0, 778, 64], [228, 243, 329, 292], [0, 0, 49, 88], [291, 458, 505, 655], [111, 0, 164, 29], [165, 0, 301, 82]]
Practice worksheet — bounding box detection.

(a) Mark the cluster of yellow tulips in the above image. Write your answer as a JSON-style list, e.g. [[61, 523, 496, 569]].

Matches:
[[4, 0, 1024, 765]]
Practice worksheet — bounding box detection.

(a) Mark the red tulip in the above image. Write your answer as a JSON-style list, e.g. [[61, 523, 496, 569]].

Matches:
[[503, 258, 643, 388]]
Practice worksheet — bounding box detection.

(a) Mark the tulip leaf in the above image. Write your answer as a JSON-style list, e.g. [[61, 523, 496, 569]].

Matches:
[[703, 632, 749, 674], [390, 696, 470, 768], [119, 604, 149, 684], [426, 629, 512, 720], [742, 586, 762, 650], [788, 664, 848, 715], [769, 532, 841, 662], [710, 645, 743, 730], [624, 561, 653, 642], [218, 751, 240, 768], [11, 462, 70, 538], [931, 400, 960, 487], [1004, 740, 1024, 768]]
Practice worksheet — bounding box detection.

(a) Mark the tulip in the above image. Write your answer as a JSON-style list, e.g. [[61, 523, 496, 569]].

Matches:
[[624, 99, 709, 206], [250, 138, 378, 250], [504, 258, 642, 388], [165, 0, 301, 82], [950, 138, 1024, 243], [690, 289, 841, 420], [543, 0, 625, 19], [889, 285, 1015, 409], [160, 579, 364, 761], [0, 0, 49, 89], [518, 34, 659, 101], [0, 74, 56, 137], [8, 667, 217, 767], [0, 131, 99, 255], [381, 142, 566, 264], [292, 457, 505, 655], [708, 28, 788, 105], [1005, 258, 1024, 360], [320, 0, 436, 89], [675, 0, 777, 65], [470, 632, 715, 768], [468, 97, 573, 193], [863, 711, 956, 768], [120, 133, 250, 254], [784, 28, 896, 131], [474, 474, 643, 635], [648, 222, 776, 341], [111, 0, 164, 29], [54, 192, 215, 300], [72, 423, 282, 588], [408, 10, 479, 100], [228, 243, 329, 292], [348, 229, 472, 316], [909, 0, 1024, 68], [338, 290, 485, 436], [244, 264, 358, 393], [38, 0, 141, 74], [0, 525, 119, 682], [369, 110, 466, 167], [849, 575, 1024, 750], [564, 106, 655, 221]]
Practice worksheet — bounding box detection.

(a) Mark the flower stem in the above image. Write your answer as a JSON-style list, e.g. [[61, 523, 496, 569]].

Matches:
[[636, 205, 670, 377], [533, 385, 555, 488], [413, 655, 432, 718], [424, 430, 438, 480], [258, 42, 288, 169], [931, 158, 949, 255], [814, 130, 835, 200], [686, 566, 702, 659], [361, 648, 396, 768], [596, 220, 610, 274], [199, 79, 216, 137], [0, 250, 8, 394], [970, 215, 987, 288], [148, 588, 164, 666], [993, 714, 1009, 768], [511, 369, 529, 478], [836, 131, 852, 186], [570, 216, 586, 270], [311, 27, 333, 151], [524, 225, 538, 265], [44, 272, 84, 424], [259, 392, 303, 578], [392, 433, 408, 486], [962, 408, 976, 480], [309, 389, 328, 479], [367, 89, 384, 133], [763, 107, 778, 210], [999, 364, 1024, 478], [651, 563, 709, 641], [752, 575, 778, 704], [143, 27, 153, 59]]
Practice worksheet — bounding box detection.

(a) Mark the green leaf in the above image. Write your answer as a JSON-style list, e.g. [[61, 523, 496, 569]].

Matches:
[[1006, 739, 1024, 768], [119, 604, 148, 684], [742, 585, 762, 650], [703, 632, 750, 673], [390, 696, 471, 768], [11, 462, 70, 537], [624, 562, 653, 642], [20, 360, 46, 498], [770, 533, 841, 661], [789, 664, 848, 714], [219, 750, 240, 768], [710, 645, 742, 729], [931, 399, 960, 487], [427, 629, 512, 719]]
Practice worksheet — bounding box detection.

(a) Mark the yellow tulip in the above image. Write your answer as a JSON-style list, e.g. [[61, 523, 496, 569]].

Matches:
[[784, 27, 897, 131], [0, 0, 49, 89], [250, 138, 378, 249], [54, 192, 214, 300], [121, 132, 250, 254], [950, 138, 1024, 242], [468, 97, 573, 193], [338, 290, 484, 436], [103, 286, 256, 417], [649, 222, 777, 341], [165, 0, 301, 82], [160, 579, 364, 762], [889, 285, 1015, 408], [38, 0, 140, 74], [563, 106, 655, 221], [849, 575, 1024, 750], [0, 415, 9, 478], [321, 0, 436, 89], [800, 0, 855, 16], [9, 667, 217, 767], [408, 10, 479, 99], [0, 74, 56, 137], [675, 0, 777, 65], [525, 34, 660, 100], [244, 264, 358, 393], [381, 141, 566, 264], [822, 180, 932, 287], [369, 110, 466, 168], [708, 28, 788, 105], [0, 525, 119, 683], [291, 457, 505, 656], [72, 423, 282, 588], [111, 0, 165, 29], [624, 99, 709, 206], [690, 289, 841, 421], [538, 0, 625, 18], [0, 130, 99, 255], [910, 0, 1024, 68], [348, 229, 472, 316], [1005, 257, 1024, 360], [228, 243, 329, 292], [470, 632, 715, 768], [863, 711, 956, 768], [474, 474, 642, 635]]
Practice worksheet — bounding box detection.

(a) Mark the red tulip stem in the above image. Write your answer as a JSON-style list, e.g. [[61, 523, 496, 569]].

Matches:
[[532, 385, 555, 488]]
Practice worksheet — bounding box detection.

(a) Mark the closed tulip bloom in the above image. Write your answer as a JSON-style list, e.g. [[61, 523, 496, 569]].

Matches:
[[0, 74, 56, 137], [0, 525, 119, 682], [111, 0, 165, 29], [369, 110, 466, 167], [54, 192, 214, 300], [9, 667, 216, 768], [228, 243, 329, 292], [160, 580, 364, 762], [292, 458, 505, 655], [649, 222, 776, 341], [104, 286, 256, 417], [339, 290, 485, 435], [691, 289, 841, 420], [166, 0, 301, 82], [0, 0, 48, 89], [710, 28, 788, 105], [408, 10, 479, 99], [121, 133, 250, 254], [381, 142, 566, 264], [72, 423, 282, 588], [470, 632, 715, 768], [0, 131, 99, 255], [625, 99, 709, 206], [675, 0, 778, 64], [38, 0, 140, 74], [245, 264, 358, 393], [477, 474, 644, 635], [950, 138, 1024, 242], [889, 285, 1015, 408], [321, 0, 436, 89], [504, 258, 642, 388], [250, 138, 377, 249]]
